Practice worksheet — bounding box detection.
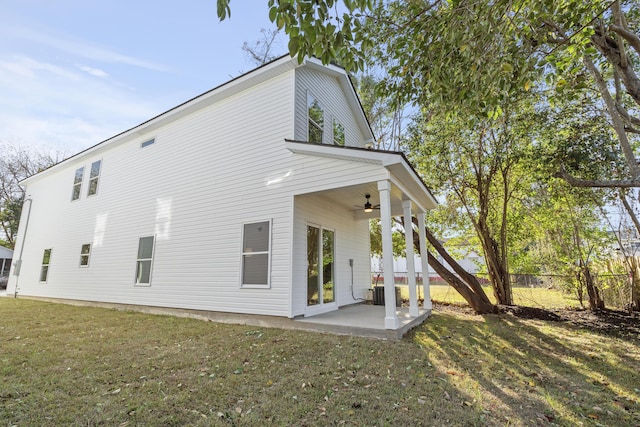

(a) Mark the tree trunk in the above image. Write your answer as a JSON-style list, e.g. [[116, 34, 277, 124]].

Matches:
[[399, 217, 496, 314], [427, 249, 497, 314], [476, 218, 513, 305], [582, 262, 605, 311]]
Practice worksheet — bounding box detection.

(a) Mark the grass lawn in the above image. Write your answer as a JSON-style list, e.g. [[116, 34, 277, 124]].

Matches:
[[426, 284, 582, 309], [1, 297, 639, 426]]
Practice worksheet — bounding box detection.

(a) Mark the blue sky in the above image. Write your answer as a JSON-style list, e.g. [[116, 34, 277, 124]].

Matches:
[[0, 1, 285, 155]]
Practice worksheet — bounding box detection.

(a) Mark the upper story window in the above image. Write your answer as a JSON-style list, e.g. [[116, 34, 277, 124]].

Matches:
[[79, 243, 91, 267], [307, 94, 324, 144], [71, 167, 84, 201], [87, 160, 101, 197], [333, 119, 345, 146], [141, 138, 155, 148]]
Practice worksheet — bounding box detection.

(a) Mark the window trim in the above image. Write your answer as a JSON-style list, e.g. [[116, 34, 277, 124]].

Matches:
[[307, 92, 324, 144], [79, 243, 91, 267], [71, 167, 84, 201], [40, 248, 52, 283], [134, 235, 155, 287], [87, 159, 102, 197], [240, 219, 272, 289]]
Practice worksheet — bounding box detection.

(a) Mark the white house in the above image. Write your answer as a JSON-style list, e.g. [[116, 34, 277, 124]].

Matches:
[[0, 246, 12, 277], [7, 56, 437, 330]]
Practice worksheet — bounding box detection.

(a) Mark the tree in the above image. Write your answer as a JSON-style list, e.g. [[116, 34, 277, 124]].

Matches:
[[0, 143, 61, 248], [219, 1, 640, 188], [242, 28, 282, 66]]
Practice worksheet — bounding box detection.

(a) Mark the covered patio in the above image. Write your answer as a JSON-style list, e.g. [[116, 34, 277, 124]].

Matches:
[[287, 141, 438, 331]]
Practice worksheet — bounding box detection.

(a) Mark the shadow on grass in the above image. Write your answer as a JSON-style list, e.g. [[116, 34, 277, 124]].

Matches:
[[409, 309, 640, 426]]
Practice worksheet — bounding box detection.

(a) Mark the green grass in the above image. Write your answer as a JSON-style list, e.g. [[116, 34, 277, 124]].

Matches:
[[425, 284, 582, 309], [1, 298, 639, 426]]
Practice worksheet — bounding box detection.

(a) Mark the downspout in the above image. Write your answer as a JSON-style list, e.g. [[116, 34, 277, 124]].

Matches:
[[13, 196, 33, 298]]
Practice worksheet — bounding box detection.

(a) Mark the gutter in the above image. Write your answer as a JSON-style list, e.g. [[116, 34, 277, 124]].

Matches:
[[12, 196, 33, 298]]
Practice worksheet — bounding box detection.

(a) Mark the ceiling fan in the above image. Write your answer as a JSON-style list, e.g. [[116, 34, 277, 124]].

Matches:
[[356, 194, 380, 213]]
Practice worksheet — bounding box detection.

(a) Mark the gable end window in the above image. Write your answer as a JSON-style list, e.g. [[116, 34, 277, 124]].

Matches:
[[40, 248, 52, 282], [241, 220, 271, 287], [71, 167, 84, 201], [135, 236, 155, 285], [333, 119, 345, 146], [79, 243, 91, 267], [87, 160, 102, 196], [307, 94, 324, 144]]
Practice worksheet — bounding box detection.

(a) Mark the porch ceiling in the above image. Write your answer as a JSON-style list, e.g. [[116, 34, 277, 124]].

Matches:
[[300, 183, 410, 219]]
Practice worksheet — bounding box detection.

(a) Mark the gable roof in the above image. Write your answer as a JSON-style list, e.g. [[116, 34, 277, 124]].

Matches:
[[23, 55, 374, 185]]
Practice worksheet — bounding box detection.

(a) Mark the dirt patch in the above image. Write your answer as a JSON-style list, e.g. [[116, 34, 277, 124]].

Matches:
[[433, 302, 640, 341]]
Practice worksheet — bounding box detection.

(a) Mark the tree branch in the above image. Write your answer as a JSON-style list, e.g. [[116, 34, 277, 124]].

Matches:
[[555, 165, 640, 188], [610, 24, 640, 56]]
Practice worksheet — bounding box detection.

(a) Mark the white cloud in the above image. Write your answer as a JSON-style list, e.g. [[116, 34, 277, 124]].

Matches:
[[4, 23, 170, 72], [0, 54, 161, 153], [77, 64, 109, 78]]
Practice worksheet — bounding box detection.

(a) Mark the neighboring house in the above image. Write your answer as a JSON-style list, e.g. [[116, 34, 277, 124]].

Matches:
[[0, 245, 12, 276], [372, 249, 484, 278], [7, 56, 437, 330]]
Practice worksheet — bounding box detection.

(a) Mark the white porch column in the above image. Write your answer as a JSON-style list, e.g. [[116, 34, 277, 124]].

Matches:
[[403, 200, 419, 317], [378, 180, 399, 329], [418, 212, 432, 310]]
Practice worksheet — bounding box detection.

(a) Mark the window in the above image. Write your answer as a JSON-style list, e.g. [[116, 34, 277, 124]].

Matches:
[[71, 167, 84, 201], [241, 221, 271, 287], [135, 236, 155, 285], [40, 249, 52, 282], [307, 94, 324, 144], [141, 138, 155, 148], [87, 160, 101, 196], [333, 119, 345, 146], [79, 244, 91, 267]]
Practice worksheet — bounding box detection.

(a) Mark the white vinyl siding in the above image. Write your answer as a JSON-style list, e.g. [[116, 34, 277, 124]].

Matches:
[[6, 59, 392, 320], [294, 67, 367, 147], [7, 68, 296, 317]]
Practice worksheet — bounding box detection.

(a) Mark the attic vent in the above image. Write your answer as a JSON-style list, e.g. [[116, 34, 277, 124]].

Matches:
[[141, 138, 155, 148]]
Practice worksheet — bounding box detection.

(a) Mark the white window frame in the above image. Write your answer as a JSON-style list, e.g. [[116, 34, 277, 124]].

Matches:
[[87, 160, 102, 197], [71, 167, 84, 201], [79, 243, 91, 267], [134, 236, 155, 286], [307, 93, 324, 144], [240, 219, 272, 288], [40, 248, 52, 283], [332, 117, 345, 146]]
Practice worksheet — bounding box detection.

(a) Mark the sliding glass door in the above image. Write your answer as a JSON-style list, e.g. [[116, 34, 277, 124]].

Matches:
[[307, 225, 335, 306]]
